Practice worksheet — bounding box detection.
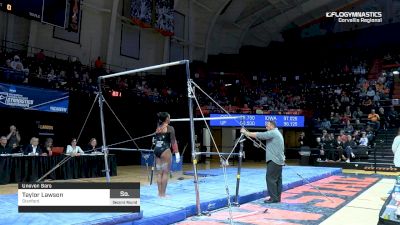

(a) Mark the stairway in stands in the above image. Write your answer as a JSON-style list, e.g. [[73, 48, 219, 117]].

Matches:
[[367, 59, 382, 80], [392, 74, 400, 99], [367, 128, 396, 166], [316, 128, 397, 170]]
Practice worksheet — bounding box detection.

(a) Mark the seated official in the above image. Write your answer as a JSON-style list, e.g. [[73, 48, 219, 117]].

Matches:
[[44, 138, 54, 156], [11, 143, 22, 154], [86, 138, 99, 153], [0, 136, 12, 154], [66, 138, 84, 156], [24, 137, 44, 155]]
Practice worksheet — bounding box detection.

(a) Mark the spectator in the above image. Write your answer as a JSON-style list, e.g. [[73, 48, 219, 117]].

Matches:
[[352, 107, 363, 120], [387, 106, 399, 127], [344, 120, 354, 134], [368, 109, 380, 130], [335, 135, 344, 162], [320, 118, 331, 130], [6, 125, 21, 147], [298, 132, 309, 147], [339, 130, 347, 142], [353, 130, 361, 144], [66, 138, 84, 156], [373, 94, 380, 106], [10, 55, 23, 70], [316, 137, 326, 161], [36, 49, 46, 61], [241, 104, 251, 114], [331, 113, 341, 124], [366, 87, 375, 98], [95, 56, 104, 69], [24, 137, 43, 155], [344, 106, 352, 117], [341, 113, 351, 125], [47, 69, 57, 83], [378, 107, 388, 130], [321, 129, 329, 142], [343, 135, 356, 163], [334, 86, 342, 95], [359, 132, 369, 147], [0, 136, 11, 154], [365, 125, 376, 144], [362, 97, 373, 112], [354, 119, 363, 131], [324, 133, 336, 161]]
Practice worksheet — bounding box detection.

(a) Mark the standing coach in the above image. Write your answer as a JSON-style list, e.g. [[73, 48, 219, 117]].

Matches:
[[241, 120, 285, 203]]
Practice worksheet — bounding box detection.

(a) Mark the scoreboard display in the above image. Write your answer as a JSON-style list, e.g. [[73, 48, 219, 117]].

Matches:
[[0, 0, 67, 27], [209, 114, 305, 128]]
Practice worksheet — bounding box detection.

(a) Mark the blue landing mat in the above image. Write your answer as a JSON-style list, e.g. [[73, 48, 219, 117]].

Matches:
[[0, 193, 143, 225], [0, 166, 341, 225]]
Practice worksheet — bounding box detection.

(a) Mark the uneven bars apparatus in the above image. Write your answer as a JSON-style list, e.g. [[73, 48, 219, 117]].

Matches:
[[170, 111, 246, 209], [97, 60, 204, 215]]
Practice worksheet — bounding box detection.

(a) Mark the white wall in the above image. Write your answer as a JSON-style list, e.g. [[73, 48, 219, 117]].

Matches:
[[110, 0, 166, 69], [0, 11, 31, 50], [0, 0, 178, 70], [28, 0, 111, 65]]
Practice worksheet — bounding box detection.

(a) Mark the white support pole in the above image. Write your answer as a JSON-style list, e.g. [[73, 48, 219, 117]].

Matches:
[[185, 60, 202, 215], [98, 79, 111, 182]]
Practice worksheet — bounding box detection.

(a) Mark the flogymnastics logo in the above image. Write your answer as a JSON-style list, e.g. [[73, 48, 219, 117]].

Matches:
[[326, 11, 382, 23]]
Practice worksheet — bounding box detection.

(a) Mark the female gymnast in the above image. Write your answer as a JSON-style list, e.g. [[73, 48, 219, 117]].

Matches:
[[153, 112, 180, 197]]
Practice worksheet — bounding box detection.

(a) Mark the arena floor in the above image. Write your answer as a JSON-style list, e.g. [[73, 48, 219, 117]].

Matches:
[[0, 161, 395, 225]]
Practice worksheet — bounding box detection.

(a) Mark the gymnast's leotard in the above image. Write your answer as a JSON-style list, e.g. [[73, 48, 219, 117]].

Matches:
[[154, 132, 171, 158]]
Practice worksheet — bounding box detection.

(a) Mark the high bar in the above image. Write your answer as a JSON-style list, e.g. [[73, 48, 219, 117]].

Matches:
[[170, 116, 243, 122], [108, 148, 154, 152], [99, 60, 188, 80]]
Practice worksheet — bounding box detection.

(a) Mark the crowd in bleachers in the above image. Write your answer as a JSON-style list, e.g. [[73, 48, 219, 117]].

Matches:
[[1, 45, 400, 164], [0, 48, 189, 104], [0, 48, 100, 95]]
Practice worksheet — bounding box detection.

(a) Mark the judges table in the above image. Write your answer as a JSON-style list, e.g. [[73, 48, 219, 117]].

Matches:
[[0, 154, 117, 184]]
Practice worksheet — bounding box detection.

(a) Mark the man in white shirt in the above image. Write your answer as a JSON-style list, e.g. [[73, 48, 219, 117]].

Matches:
[[24, 137, 43, 155]]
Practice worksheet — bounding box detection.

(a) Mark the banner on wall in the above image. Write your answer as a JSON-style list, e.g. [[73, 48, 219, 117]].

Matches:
[[0, 83, 69, 114], [67, 0, 81, 32], [130, 0, 174, 36], [154, 0, 174, 36], [130, 0, 153, 28]]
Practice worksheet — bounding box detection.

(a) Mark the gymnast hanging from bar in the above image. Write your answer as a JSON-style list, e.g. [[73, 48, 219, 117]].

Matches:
[[153, 112, 180, 198]]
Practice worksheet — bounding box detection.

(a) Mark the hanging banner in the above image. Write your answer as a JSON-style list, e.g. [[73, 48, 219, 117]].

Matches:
[[154, 0, 174, 36], [0, 83, 69, 113], [67, 0, 81, 32], [130, 0, 152, 28]]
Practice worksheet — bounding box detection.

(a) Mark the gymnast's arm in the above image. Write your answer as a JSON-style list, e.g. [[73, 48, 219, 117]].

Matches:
[[240, 128, 274, 140], [169, 126, 180, 163], [169, 126, 179, 153]]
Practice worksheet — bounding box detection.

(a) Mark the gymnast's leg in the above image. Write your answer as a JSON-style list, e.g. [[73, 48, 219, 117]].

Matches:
[[156, 156, 163, 197], [159, 149, 172, 197]]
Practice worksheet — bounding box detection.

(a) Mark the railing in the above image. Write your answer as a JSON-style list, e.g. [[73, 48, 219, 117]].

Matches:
[[89, 60, 129, 73], [1, 40, 79, 62]]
